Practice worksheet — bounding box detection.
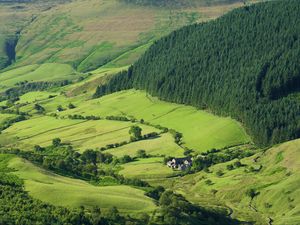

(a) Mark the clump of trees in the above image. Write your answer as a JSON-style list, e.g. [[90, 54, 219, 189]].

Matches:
[[152, 190, 237, 225], [68, 114, 100, 120], [191, 148, 253, 172], [34, 103, 45, 114], [129, 125, 142, 141], [136, 149, 148, 158]]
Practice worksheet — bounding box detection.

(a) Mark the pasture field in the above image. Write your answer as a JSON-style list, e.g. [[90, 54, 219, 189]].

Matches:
[[0, 63, 83, 92], [1, 115, 161, 152], [4, 155, 156, 213], [119, 157, 179, 180], [17, 91, 59, 104], [59, 90, 250, 153], [106, 133, 183, 157], [170, 138, 300, 225]]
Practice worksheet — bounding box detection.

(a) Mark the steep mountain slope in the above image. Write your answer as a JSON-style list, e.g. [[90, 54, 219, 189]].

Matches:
[[95, 0, 300, 147], [13, 0, 200, 72], [119, 0, 244, 7], [0, 0, 262, 73], [0, 0, 71, 70]]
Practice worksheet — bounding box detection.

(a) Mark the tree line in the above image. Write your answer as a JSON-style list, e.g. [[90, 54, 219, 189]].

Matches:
[[94, 0, 300, 147]]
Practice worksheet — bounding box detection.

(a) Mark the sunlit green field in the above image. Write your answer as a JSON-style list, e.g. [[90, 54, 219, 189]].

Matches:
[[106, 133, 183, 157], [6, 156, 156, 213], [0, 63, 82, 92], [119, 157, 179, 179], [59, 90, 250, 153], [1, 116, 160, 152], [11, 89, 249, 155], [17, 91, 59, 104]]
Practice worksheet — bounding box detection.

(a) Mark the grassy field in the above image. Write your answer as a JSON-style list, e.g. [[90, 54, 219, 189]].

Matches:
[[58, 90, 250, 153], [5, 155, 156, 213], [1, 115, 161, 152], [0, 63, 83, 92], [11, 89, 249, 155], [119, 157, 179, 179], [168, 138, 300, 225], [106, 133, 183, 157], [17, 91, 59, 104]]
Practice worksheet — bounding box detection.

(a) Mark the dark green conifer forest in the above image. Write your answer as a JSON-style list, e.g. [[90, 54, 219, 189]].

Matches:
[[95, 0, 300, 146]]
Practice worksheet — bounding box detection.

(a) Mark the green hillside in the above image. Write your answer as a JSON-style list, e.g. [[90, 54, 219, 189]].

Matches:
[[0, 0, 259, 73], [171, 138, 300, 224], [7, 89, 249, 153], [8, 156, 156, 212], [96, 0, 300, 147], [0, 0, 299, 224], [0, 63, 81, 92], [13, 0, 201, 71]]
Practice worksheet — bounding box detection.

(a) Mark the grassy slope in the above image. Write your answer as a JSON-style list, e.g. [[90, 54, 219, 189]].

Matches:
[[12, 0, 258, 72], [13, 0, 196, 71], [0, 1, 68, 69], [0, 63, 83, 92], [119, 157, 180, 179], [17, 91, 59, 104], [60, 90, 250, 153], [106, 133, 183, 157], [1, 115, 160, 152], [169, 139, 300, 224], [1, 88, 249, 157], [5, 155, 156, 213]]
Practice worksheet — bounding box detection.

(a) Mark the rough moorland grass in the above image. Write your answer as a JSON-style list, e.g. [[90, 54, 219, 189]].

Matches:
[[171, 138, 300, 225], [12, 0, 256, 71], [59, 90, 250, 153], [6, 156, 156, 213], [1, 115, 160, 152]]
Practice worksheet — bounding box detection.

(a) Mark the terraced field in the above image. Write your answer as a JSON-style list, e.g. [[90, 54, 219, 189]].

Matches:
[[6, 156, 156, 213]]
